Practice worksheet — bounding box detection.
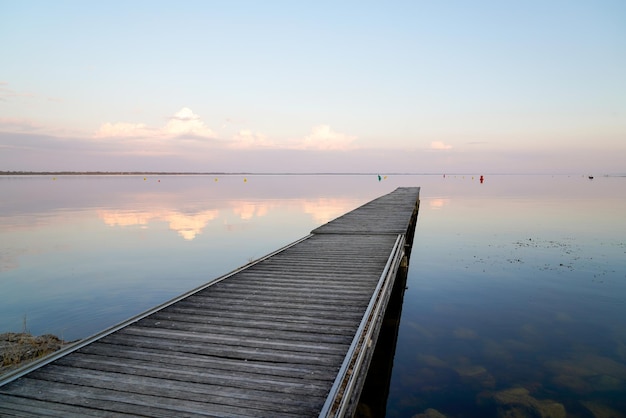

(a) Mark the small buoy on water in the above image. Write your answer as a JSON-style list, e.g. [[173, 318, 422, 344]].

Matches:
[[378, 175, 382, 182], [480, 175, 484, 184], [144, 177, 146, 181], [214, 178, 218, 182], [384, 175, 387, 180], [53, 177, 56, 180], [243, 178, 247, 183], [158, 179, 161, 183]]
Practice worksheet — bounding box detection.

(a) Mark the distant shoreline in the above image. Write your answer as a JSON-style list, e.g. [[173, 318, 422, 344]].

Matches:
[[1, 171, 442, 176], [1, 171, 624, 177], [2, 171, 407, 176]]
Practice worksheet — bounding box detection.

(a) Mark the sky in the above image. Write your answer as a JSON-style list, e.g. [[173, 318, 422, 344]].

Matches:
[[1, 1, 625, 174]]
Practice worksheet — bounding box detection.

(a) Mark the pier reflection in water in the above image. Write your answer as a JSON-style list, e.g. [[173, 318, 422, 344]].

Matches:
[[357, 260, 410, 417]]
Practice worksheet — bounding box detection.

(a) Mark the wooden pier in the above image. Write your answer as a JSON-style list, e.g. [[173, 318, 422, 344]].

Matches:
[[0, 187, 420, 417]]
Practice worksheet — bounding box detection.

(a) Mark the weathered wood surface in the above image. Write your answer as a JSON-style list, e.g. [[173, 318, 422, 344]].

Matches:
[[0, 187, 420, 417], [313, 187, 419, 235]]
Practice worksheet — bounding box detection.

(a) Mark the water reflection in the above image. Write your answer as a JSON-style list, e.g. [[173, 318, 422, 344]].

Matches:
[[428, 198, 450, 210], [0, 175, 374, 341], [95, 198, 358, 240], [301, 198, 359, 224], [232, 201, 269, 220], [98, 209, 220, 240]]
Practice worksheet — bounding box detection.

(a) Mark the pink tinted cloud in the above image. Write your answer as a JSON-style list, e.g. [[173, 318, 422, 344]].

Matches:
[[230, 130, 275, 149], [163, 108, 216, 138], [296, 125, 357, 151], [229, 125, 358, 151], [430, 141, 453, 150], [94, 107, 357, 153], [94, 107, 216, 139]]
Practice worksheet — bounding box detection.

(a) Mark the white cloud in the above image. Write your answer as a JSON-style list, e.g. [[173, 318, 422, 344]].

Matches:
[[430, 141, 452, 150], [93, 115, 358, 153], [228, 125, 357, 151], [230, 130, 275, 149], [163, 107, 216, 138], [226, 125, 358, 151], [94, 107, 216, 139], [297, 125, 357, 151]]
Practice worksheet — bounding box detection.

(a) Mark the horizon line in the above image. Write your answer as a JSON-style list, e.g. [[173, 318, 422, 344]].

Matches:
[[1, 171, 621, 177]]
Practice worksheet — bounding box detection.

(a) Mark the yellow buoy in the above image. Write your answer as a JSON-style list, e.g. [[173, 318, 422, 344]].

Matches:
[[244, 178, 247, 183]]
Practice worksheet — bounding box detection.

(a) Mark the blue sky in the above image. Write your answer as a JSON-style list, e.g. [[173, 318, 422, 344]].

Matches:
[[1, 1, 625, 173]]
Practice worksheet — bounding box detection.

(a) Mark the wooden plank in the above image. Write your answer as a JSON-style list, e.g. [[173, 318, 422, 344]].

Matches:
[[210, 290, 370, 304], [0, 395, 115, 417], [6, 377, 309, 417], [116, 327, 349, 355], [161, 303, 365, 322], [64, 348, 337, 382], [181, 294, 369, 312], [213, 281, 376, 295], [129, 320, 354, 345], [149, 310, 359, 331], [137, 314, 356, 339], [37, 362, 330, 404], [312, 188, 419, 235], [92, 332, 345, 365]]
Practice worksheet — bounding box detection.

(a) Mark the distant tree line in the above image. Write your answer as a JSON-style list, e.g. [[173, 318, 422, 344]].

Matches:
[[0, 171, 231, 176]]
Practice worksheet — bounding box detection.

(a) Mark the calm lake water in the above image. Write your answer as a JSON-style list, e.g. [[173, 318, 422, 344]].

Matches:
[[1, 174, 625, 417]]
